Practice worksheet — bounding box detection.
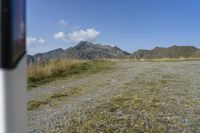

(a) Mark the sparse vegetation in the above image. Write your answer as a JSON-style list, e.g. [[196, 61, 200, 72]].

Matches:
[[64, 64, 199, 132], [50, 93, 69, 99], [28, 61, 200, 132], [28, 59, 114, 89], [50, 87, 84, 99], [28, 100, 48, 110], [28, 87, 85, 110]]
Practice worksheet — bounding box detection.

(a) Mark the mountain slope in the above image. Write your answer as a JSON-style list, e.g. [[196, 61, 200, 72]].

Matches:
[[28, 41, 130, 64], [28, 48, 65, 64], [131, 45, 199, 59], [193, 49, 200, 57]]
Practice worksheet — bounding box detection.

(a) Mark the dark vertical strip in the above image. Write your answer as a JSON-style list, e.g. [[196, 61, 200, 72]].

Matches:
[[0, 0, 26, 68], [1, 0, 12, 67]]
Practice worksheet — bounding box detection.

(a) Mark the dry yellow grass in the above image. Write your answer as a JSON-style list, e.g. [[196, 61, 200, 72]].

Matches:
[[28, 59, 86, 79], [28, 59, 87, 88], [28, 59, 114, 89]]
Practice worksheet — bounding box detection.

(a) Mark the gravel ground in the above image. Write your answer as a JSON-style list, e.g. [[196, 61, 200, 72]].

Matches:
[[28, 61, 200, 133]]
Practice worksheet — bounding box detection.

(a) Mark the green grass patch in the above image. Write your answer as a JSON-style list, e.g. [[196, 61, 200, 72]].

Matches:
[[108, 95, 132, 112], [28, 87, 85, 110], [162, 74, 173, 79], [50, 87, 84, 99], [70, 87, 83, 95], [27, 100, 48, 110], [50, 93, 69, 99], [159, 79, 168, 85]]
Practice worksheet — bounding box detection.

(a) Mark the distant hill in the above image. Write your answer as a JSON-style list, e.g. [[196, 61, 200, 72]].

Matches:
[[28, 41, 130, 64], [131, 45, 200, 59]]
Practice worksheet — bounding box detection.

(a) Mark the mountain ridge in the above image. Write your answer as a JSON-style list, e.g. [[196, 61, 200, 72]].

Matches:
[[28, 42, 200, 64], [131, 45, 199, 59], [28, 41, 130, 64]]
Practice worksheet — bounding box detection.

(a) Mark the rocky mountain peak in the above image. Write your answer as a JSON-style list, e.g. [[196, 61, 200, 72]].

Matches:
[[74, 41, 94, 50]]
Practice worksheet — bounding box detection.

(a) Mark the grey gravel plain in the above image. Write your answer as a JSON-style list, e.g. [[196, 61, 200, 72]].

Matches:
[[28, 61, 200, 133]]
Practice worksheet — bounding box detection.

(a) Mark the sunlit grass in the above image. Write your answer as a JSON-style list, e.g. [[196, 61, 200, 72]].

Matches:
[[28, 59, 114, 89]]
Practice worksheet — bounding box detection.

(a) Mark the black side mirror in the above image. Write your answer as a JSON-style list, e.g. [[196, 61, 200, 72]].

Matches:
[[1, 0, 26, 68]]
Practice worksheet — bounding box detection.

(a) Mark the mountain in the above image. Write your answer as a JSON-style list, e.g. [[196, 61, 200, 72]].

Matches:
[[64, 41, 130, 59], [28, 48, 65, 64], [28, 42, 200, 64], [28, 41, 130, 64], [193, 49, 200, 57], [131, 45, 200, 59]]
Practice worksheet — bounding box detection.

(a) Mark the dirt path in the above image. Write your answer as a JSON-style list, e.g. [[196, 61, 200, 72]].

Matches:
[[28, 61, 200, 133]]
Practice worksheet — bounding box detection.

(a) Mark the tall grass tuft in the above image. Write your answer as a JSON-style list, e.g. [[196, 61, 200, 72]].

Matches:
[[28, 59, 86, 79], [28, 59, 87, 89]]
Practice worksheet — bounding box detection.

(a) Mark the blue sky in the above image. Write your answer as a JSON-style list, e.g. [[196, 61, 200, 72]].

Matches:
[[27, 0, 200, 55]]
